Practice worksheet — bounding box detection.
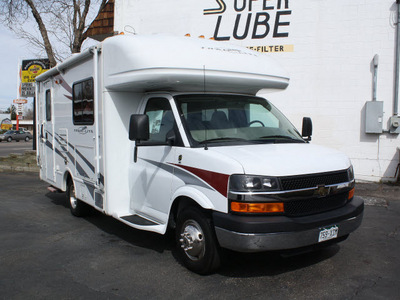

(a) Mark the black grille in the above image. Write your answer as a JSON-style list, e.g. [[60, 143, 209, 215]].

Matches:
[[284, 193, 348, 217], [280, 170, 349, 191]]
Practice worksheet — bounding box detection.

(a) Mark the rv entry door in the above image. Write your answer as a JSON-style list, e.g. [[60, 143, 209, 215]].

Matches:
[[40, 83, 55, 183]]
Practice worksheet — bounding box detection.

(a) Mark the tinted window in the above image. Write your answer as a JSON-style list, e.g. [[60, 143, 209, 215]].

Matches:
[[73, 78, 94, 125], [175, 94, 304, 146], [46, 89, 51, 121]]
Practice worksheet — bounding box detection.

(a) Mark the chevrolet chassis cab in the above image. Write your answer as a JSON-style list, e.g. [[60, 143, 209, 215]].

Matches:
[[36, 35, 363, 274]]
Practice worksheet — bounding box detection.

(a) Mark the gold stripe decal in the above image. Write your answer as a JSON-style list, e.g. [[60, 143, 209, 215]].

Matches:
[[204, 0, 226, 15]]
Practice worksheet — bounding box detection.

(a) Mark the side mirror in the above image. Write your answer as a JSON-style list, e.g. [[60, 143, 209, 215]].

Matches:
[[129, 114, 149, 141], [129, 114, 149, 163], [302, 117, 312, 141]]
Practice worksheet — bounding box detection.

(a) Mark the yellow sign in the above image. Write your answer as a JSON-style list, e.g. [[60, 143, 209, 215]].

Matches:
[[21, 59, 50, 83], [1, 118, 12, 130]]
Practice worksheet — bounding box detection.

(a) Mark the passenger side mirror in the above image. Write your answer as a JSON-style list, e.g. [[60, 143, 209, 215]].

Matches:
[[129, 114, 149, 141], [302, 117, 312, 142], [129, 114, 149, 163]]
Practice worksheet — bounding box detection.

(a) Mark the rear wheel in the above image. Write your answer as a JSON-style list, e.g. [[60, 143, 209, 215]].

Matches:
[[7, 137, 12, 142], [176, 207, 221, 274], [25, 136, 29, 142], [66, 180, 90, 217]]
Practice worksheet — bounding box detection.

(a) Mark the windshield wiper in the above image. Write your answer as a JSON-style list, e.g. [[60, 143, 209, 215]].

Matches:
[[199, 137, 251, 144], [258, 135, 304, 143]]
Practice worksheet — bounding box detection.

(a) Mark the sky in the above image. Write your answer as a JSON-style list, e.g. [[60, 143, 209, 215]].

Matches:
[[0, 26, 98, 114], [0, 27, 32, 112]]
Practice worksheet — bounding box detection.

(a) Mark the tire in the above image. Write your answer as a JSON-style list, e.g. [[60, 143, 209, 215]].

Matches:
[[176, 207, 221, 274], [7, 137, 12, 142], [25, 137, 29, 142], [66, 180, 90, 217]]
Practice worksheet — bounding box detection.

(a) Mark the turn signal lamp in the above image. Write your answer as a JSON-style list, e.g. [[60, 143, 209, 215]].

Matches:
[[231, 202, 284, 214], [348, 188, 355, 200], [185, 33, 191, 37], [198, 35, 205, 38]]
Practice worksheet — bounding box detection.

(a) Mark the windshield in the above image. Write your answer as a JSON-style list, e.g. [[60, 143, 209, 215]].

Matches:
[[175, 94, 304, 146]]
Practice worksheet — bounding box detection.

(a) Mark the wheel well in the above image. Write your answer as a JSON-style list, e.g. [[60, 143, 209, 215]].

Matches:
[[168, 196, 211, 230], [63, 172, 73, 192]]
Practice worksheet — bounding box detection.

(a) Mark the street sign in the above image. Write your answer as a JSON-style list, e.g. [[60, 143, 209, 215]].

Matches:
[[13, 99, 28, 104], [20, 83, 35, 98]]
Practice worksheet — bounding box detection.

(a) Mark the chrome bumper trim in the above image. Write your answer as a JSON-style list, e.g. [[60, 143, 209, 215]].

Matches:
[[215, 211, 363, 252]]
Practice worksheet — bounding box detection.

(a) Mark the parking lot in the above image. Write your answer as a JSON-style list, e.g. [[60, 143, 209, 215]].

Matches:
[[0, 172, 399, 299]]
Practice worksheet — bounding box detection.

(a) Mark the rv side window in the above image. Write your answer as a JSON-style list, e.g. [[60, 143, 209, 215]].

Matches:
[[45, 89, 51, 121], [72, 78, 94, 125], [142, 98, 175, 145]]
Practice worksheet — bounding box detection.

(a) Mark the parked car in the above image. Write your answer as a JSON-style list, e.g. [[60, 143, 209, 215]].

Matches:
[[0, 130, 33, 142]]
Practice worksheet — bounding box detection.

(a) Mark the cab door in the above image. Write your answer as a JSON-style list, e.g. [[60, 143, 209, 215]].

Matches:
[[129, 96, 182, 224]]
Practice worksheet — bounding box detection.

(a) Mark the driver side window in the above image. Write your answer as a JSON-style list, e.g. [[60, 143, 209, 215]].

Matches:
[[143, 98, 175, 145]]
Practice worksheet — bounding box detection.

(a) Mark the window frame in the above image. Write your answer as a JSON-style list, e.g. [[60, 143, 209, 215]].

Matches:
[[139, 97, 182, 146], [45, 89, 51, 122], [72, 77, 94, 126]]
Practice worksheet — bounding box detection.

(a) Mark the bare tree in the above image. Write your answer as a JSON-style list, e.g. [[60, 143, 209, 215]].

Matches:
[[0, 0, 107, 66]]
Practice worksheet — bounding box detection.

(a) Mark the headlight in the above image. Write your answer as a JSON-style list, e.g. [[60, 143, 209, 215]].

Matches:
[[229, 174, 280, 193], [347, 165, 354, 181]]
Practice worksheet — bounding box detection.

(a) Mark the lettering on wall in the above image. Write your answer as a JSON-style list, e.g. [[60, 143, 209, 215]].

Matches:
[[204, 0, 293, 52]]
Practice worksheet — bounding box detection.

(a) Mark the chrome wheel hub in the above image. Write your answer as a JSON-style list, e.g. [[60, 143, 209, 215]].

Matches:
[[70, 185, 77, 209], [179, 220, 205, 261]]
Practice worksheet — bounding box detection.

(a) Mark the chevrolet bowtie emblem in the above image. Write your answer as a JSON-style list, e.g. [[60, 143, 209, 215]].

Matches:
[[315, 185, 330, 197]]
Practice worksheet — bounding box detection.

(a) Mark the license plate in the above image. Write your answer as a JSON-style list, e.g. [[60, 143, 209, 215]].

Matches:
[[318, 225, 339, 242]]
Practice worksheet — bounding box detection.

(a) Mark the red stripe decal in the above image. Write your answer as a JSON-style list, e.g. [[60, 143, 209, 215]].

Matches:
[[173, 164, 230, 197]]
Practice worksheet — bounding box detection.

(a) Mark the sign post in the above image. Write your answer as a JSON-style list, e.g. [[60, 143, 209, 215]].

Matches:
[[13, 99, 28, 130], [17, 58, 50, 148]]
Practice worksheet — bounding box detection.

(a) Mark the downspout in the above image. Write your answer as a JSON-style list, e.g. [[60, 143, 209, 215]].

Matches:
[[395, 0, 400, 116], [92, 46, 101, 188]]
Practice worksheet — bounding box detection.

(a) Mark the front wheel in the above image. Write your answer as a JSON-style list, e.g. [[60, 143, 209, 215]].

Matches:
[[176, 207, 221, 274], [66, 180, 90, 217], [25, 137, 30, 142], [7, 137, 12, 142]]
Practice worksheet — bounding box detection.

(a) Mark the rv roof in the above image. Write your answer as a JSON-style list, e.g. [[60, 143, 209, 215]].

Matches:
[[37, 34, 290, 95], [102, 34, 289, 94]]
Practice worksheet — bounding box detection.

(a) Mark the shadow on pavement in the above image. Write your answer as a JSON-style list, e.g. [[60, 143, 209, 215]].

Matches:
[[45, 190, 342, 278]]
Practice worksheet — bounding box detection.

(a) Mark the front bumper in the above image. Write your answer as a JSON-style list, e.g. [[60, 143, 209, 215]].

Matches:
[[213, 197, 364, 252]]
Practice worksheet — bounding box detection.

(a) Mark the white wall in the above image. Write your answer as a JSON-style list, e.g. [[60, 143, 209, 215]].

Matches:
[[114, 0, 400, 182]]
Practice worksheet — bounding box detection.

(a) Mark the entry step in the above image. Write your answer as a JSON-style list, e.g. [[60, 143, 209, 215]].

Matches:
[[121, 215, 159, 226]]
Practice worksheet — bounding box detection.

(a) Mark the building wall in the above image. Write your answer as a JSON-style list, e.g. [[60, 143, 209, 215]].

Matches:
[[114, 0, 400, 182]]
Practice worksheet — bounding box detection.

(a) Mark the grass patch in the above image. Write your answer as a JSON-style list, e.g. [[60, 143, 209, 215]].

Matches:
[[0, 151, 39, 172]]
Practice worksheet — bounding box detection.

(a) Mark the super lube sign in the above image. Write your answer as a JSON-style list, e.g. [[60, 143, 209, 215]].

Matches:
[[204, 0, 292, 50]]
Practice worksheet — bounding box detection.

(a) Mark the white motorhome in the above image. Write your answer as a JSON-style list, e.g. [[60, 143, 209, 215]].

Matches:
[[36, 34, 363, 274]]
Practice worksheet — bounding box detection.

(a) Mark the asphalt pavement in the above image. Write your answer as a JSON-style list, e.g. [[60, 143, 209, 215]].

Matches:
[[0, 140, 34, 156], [0, 172, 399, 299]]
